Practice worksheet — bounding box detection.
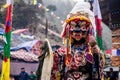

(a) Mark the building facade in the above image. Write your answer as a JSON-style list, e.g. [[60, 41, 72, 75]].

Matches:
[[99, 0, 120, 49]]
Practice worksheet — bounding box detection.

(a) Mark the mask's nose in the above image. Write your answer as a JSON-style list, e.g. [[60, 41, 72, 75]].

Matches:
[[70, 27, 82, 33]]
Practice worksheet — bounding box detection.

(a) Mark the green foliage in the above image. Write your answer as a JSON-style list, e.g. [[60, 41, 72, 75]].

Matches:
[[13, 0, 45, 29], [0, 0, 45, 29]]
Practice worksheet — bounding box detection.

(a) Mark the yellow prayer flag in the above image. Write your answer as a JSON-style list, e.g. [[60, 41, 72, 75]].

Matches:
[[3, 4, 9, 8], [0, 59, 10, 80], [33, 0, 37, 5]]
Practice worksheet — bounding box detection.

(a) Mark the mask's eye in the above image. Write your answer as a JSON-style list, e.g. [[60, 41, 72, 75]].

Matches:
[[70, 25, 75, 30], [80, 27, 87, 35], [67, 78, 73, 80], [80, 26, 87, 31], [70, 21, 76, 32]]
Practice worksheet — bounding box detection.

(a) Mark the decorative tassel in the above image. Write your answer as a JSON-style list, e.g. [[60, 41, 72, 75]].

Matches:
[[69, 35, 72, 53], [66, 38, 69, 54], [63, 38, 66, 46], [87, 34, 92, 55], [69, 35, 72, 45]]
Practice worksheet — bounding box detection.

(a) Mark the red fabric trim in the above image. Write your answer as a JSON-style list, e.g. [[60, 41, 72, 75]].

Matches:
[[4, 57, 8, 62], [5, 5, 12, 33], [95, 16, 102, 37], [106, 50, 111, 54]]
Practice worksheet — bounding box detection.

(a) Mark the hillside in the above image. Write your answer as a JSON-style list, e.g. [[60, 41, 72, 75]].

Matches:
[[0, 0, 70, 45], [0, 0, 113, 49]]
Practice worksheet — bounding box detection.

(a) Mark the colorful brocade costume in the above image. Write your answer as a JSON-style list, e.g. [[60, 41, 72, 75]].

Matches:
[[51, 45, 93, 80], [36, 1, 104, 80]]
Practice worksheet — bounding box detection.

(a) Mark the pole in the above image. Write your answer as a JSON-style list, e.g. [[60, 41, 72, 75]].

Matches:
[[45, 18, 48, 38]]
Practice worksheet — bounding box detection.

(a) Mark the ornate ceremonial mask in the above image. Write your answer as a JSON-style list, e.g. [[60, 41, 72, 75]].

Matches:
[[64, 14, 91, 42]]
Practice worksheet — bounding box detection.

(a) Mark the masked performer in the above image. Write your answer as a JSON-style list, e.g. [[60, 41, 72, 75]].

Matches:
[[36, 1, 100, 80]]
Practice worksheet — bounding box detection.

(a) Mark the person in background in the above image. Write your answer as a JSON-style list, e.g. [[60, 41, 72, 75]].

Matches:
[[107, 68, 118, 80], [10, 75, 15, 80], [29, 71, 36, 80], [90, 41, 105, 80], [117, 67, 120, 80], [19, 67, 29, 80]]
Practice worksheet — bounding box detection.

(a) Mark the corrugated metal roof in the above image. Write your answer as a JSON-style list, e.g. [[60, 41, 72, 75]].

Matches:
[[11, 49, 38, 62], [11, 40, 39, 52]]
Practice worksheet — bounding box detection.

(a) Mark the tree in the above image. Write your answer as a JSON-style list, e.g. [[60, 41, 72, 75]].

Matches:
[[13, 0, 45, 29]]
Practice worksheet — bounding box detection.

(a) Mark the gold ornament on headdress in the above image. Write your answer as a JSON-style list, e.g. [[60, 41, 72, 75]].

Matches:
[[66, 11, 90, 23], [65, 15, 90, 24]]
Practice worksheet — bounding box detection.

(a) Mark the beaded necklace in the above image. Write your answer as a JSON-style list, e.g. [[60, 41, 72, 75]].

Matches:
[[72, 43, 88, 55]]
